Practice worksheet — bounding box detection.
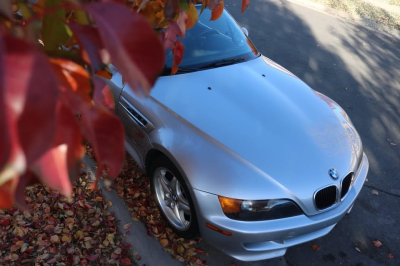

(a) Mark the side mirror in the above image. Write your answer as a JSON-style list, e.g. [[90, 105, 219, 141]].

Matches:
[[242, 27, 249, 36]]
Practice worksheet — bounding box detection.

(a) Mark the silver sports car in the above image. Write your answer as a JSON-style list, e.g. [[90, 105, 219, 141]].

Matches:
[[108, 6, 369, 261]]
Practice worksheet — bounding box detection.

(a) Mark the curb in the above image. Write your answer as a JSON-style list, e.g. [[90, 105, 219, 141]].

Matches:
[[82, 156, 183, 266], [285, 0, 400, 40]]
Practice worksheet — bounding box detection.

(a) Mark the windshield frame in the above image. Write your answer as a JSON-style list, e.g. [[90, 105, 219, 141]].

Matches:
[[161, 5, 260, 76]]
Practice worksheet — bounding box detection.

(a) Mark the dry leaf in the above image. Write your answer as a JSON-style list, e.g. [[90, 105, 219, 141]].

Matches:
[[123, 223, 131, 230], [114, 247, 122, 255], [177, 245, 185, 254], [311, 244, 320, 250], [373, 240, 382, 247], [372, 190, 379, 195], [62, 235, 71, 242], [92, 220, 100, 226], [50, 235, 60, 243], [388, 254, 394, 259], [0, 171, 132, 265], [107, 233, 115, 245], [355, 247, 361, 252], [160, 239, 169, 247], [386, 139, 397, 146]]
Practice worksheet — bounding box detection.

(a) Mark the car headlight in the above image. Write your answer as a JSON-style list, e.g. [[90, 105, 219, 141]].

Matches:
[[218, 196, 303, 221]]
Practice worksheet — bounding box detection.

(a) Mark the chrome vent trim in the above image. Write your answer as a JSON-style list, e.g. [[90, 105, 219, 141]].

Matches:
[[119, 96, 155, 133]]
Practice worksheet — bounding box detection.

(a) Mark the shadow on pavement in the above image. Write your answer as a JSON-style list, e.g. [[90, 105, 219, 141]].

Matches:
[[213, 0, 400, 265]]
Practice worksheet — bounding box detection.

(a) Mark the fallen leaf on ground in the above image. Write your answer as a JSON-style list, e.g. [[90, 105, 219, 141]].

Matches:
[[160, 238, 169, 247], [107, 152, 208, 265], [372, 190, 379, 195], [311, 244, 320, 250], [386, 139, 397, 146], [355, 247, 361, 252], [373, 240, 382, 247], [388, 254, 394, 259], [0, 170, 133, 265], [123, 223, 131, 230]]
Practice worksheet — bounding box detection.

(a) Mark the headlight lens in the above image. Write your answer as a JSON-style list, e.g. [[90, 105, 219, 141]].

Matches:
[[218, 196, 303, 221]]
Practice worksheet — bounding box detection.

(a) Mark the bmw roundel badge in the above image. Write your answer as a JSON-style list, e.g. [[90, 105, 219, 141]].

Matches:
[[329, 168, 339, 180]]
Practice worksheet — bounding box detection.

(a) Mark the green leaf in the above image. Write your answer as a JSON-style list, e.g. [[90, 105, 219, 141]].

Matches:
[[179, 0, 188, 12], [85, 2, 164, 94], [42, 0, 71, 52], [201, 0, 206, 15], [74, 10, 89, 25], [18, 2, 32, 19]]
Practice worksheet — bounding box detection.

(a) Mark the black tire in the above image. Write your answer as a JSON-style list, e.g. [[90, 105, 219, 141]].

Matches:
[[149, 156, 199, 238]]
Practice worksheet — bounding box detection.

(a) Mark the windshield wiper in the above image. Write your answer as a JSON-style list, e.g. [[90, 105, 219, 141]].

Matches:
[[199, 57, 246, 69], [161, 66, 198, 76]]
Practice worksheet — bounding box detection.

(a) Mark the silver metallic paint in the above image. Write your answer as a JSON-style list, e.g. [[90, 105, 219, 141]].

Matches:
[[108, 19, 368, 261]]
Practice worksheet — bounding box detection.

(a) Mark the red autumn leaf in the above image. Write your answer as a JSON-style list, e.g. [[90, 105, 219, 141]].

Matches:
[[50, 247, 58, 254], [164, 0, 179, 20], [164, 21, 183, 49], [30, 144, 72, 197], [210, 0, 224, 21], [49, 58, 92, 108], [241, 0, 250, 13], [311, 244, 320, 250], [79, 105, 125, 178], [0, 217, 10, 226], [52, 103, 84, 184], [1, 33, 59, 166], [171, 40, 185, 74], [92, 76, 115, 112], [87, 254, 100, 261], [68, 23, 110, 71], [195, 249, 203, 254], [373, 240, 382, 247], [121, 258, 131, 265], [85, 2, 165, 94], [388, 254, 394, 259], [0, 178, 19, 209]]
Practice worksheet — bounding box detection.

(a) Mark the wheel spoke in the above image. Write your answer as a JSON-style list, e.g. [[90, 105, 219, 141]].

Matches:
[[169, 176, 178, 194], [159, 170, 170, 193], [173, 204, 184, 224], [178, 201, 190, 214], [176, 185, 189, 206]]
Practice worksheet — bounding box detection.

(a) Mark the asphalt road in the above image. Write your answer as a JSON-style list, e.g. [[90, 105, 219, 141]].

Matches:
[[193, 0, 400, 265]]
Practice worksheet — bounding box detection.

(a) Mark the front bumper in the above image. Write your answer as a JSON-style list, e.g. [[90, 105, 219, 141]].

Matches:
[[192, 153, 369, 261]]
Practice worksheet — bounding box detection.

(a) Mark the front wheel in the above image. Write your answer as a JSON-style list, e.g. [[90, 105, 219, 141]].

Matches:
[[150, 156, 198, 238]]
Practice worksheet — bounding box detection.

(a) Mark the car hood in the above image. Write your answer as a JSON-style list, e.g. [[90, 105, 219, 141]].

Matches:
[[150, 56, 363, 215]]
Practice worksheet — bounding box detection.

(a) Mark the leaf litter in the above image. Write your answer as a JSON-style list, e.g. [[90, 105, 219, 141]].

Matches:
[[0, 170, 132, 265], [109, 154, 209, 265]]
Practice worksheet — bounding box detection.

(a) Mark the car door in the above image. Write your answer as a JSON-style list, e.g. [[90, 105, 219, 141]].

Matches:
[[117, 84, 155, 163]]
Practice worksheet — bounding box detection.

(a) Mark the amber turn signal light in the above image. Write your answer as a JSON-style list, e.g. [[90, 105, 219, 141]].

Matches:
[[218, 196, 242, 213], [206, 223, 232, 236]]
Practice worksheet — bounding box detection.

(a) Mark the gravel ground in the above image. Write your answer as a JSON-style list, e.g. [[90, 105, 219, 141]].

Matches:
[[295, 0, 400, 29]]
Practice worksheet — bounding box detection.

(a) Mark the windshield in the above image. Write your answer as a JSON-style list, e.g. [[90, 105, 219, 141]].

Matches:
[[164, 7, 259, 73]]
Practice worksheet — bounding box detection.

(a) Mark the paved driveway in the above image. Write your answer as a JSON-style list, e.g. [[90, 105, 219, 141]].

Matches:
[[196, 0, 400, 265]]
